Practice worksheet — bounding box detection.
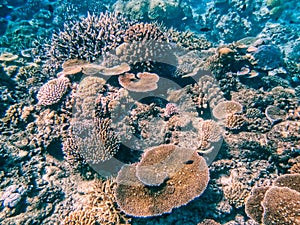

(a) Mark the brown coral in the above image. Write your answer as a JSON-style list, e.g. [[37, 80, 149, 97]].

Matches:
[[212, 100, 243, 120], [245, 174, 300, 225], [63, 209, 97, 225], [274, 173, 300, 192], [118, 72, 159, 92], [115, 144, 209, 217], [70, 118, 120, 164], [262, 186, 300, 225], [245, 186, 270, 223], [36, 76, 70, 106], [88, 179, 131, 225], [196, 120, 222, 152]]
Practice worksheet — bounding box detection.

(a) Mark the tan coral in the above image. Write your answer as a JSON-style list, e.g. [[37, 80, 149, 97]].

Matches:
[[246, 174, 300, 225], [265, 105, 286, 125], [136, 144, 196, 186], [82, 63, 130, 76], [63, 209, 97, 225], [274, 173, 300, 192], [37, 76, 71, 106], [88, 179, 131, 225], [198, 219, 221, 225], [115, 144, 209, 217], [196, 120, 222, 152], [62, 59, 87, 76], [212, 100, 243, 120], [262, 186, 300, 225], [245, 186, 270, 223], [0, 52, 18, 62], [118, 72, 159, 92], [217, 47, 234, 57], [71, 118, 120, 164]]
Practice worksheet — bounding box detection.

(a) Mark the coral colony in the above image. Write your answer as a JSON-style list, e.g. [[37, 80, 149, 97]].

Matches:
[[0, 1, 299, 225]]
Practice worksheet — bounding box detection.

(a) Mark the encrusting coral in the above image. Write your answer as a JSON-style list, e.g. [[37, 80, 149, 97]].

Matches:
[[115, 144, 209, 217]]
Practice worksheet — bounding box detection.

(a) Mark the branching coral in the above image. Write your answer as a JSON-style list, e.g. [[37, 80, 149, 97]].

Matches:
[[48, 12, 131, 66], [36, 76, 70, 106], [70, 118, 120, 164], [63, 209, 97, 225], [88, 179, 131, 225]]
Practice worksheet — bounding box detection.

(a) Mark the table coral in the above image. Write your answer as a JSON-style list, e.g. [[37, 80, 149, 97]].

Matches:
[[115, 144, 209, 217]]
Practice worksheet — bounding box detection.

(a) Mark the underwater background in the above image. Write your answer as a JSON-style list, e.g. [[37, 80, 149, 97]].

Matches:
[[0, 0, 300, 224]]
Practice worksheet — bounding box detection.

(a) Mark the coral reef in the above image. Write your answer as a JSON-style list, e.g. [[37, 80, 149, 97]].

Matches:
[[1, 1, 300, 224]]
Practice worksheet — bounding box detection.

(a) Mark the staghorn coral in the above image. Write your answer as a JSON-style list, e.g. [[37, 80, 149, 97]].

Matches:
[[289, 156, 300, 174], [163, 103, 179, 119], [118, 72, 159, 92], [221, 169, 252, 209], [2, 103, 25, 126], [224, 113, 247, 131], [115, 144, 209, 217], [110, 22, 175, 72], [266, 121, 300, 155], [169, 29, 212, 51], [168, 75, 225, 116], [48, 12, 131, 68], [36, 76, 71, 106], [195, 119, 222, 153], [33, 108, 70, 148]]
